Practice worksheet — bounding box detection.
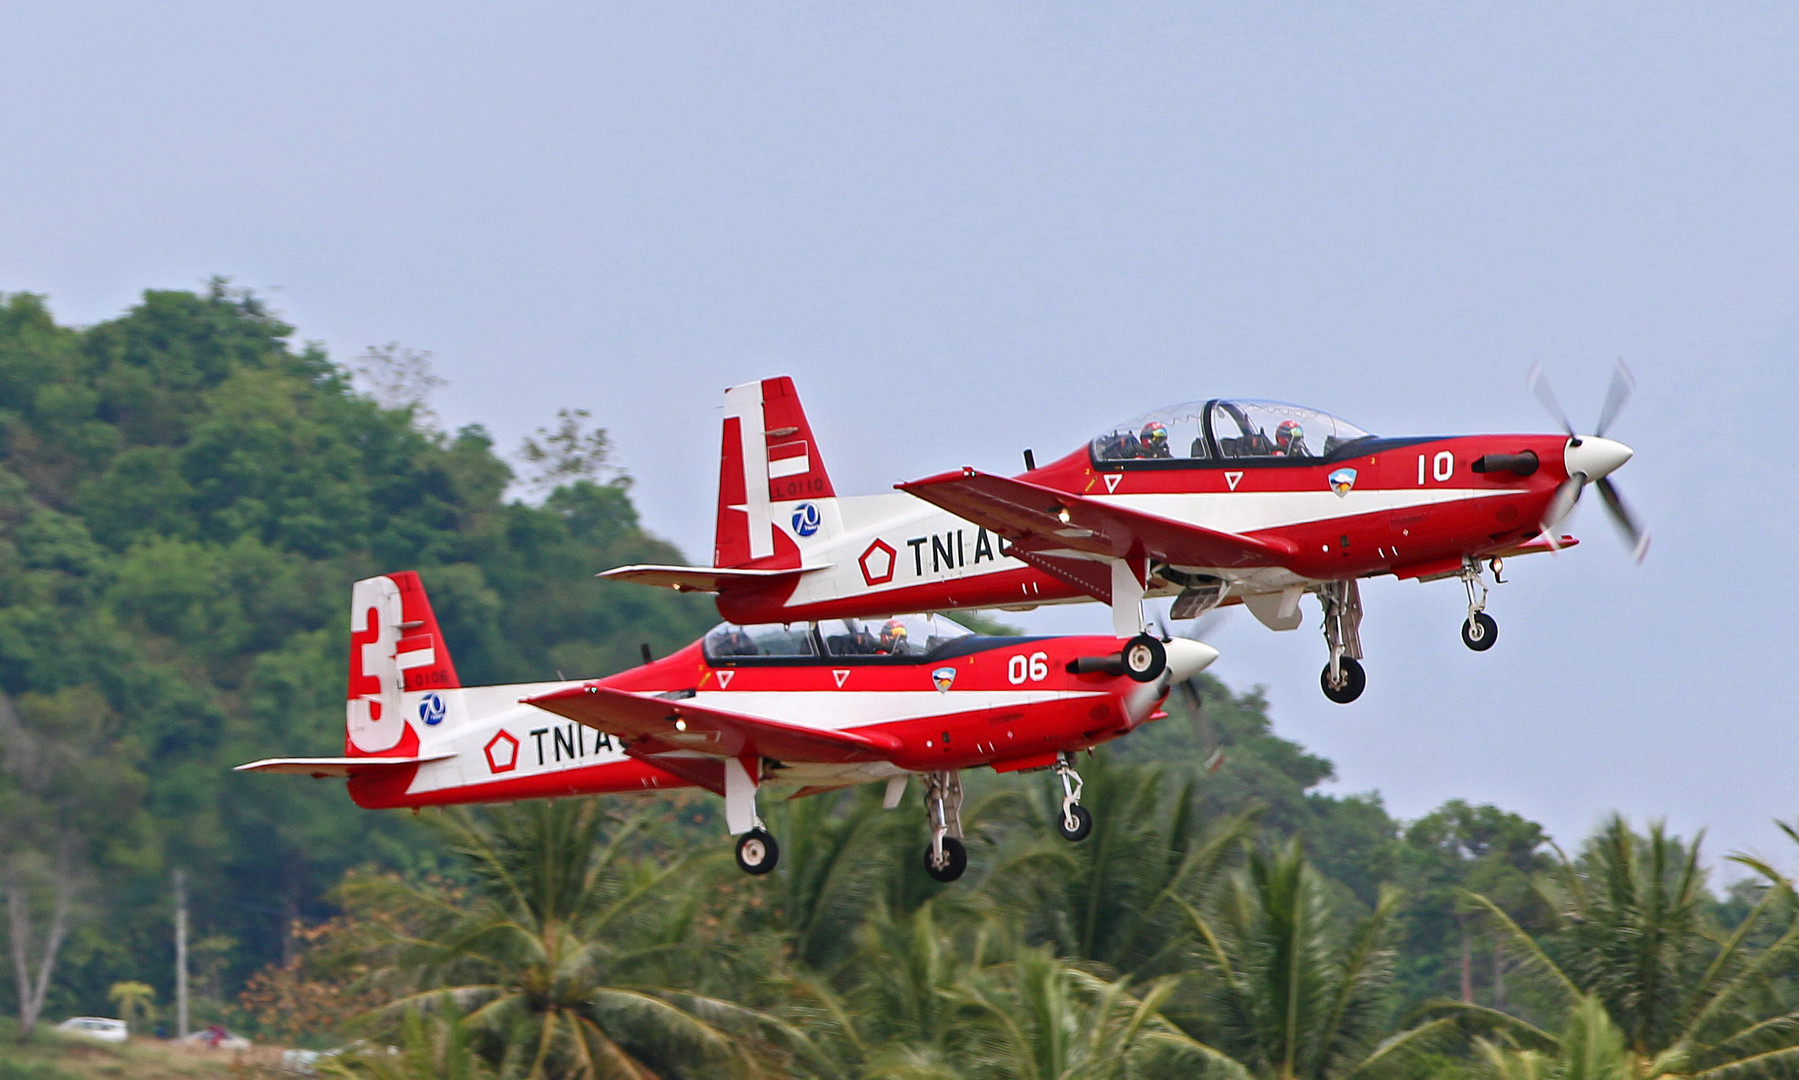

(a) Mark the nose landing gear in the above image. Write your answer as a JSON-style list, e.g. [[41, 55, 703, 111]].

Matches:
[[1319, 580, 1366, 704], [922, 771, 967, 882], [1459, 558, 1499, 652], [1052, 753, 1092, 841]]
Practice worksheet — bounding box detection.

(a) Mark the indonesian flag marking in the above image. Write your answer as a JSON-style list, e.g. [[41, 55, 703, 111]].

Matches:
[[767, 440, 810, 479], [395, 634, 437, 671]]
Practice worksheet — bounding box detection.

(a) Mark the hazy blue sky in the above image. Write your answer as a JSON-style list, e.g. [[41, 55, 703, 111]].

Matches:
[[4, 4, 1796, 869]]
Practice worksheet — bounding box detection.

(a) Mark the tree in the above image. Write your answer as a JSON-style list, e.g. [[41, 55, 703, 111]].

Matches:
[[1183, 838, 1448, 1079], [107, 980, 156, 1030], [1398, 801, 1551, 1009], [517, 409, 618, 498], [951, 946, 1239, 1080], [342, 799, 790, 1079], [985, 756, 1254, 981], [1465, 815, 1799, 1076]]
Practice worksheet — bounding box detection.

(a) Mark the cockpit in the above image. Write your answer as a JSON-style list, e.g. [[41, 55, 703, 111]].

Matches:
[[702, 612, 985, 664], [1089, 399, 1374, 465]]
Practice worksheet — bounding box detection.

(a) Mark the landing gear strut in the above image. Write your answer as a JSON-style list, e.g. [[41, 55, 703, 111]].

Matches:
[[1053, 753, 1092, 841], [1459, 558, 1499, 652], [923, 771, 967, 882], [1319, 580, 1366, 704]]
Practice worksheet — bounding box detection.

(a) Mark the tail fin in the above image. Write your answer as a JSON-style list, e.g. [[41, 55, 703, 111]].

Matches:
[[345, 571, 461, 757], [714, 377, 836, 567]]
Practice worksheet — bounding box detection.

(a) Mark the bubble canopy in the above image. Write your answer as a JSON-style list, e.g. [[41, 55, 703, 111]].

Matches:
[[702, 612, 981, 663], [1090, 399, 1375, 464]]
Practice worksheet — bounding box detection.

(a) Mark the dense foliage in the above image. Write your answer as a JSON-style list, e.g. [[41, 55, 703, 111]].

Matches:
[[0, 284, 712, 1027]]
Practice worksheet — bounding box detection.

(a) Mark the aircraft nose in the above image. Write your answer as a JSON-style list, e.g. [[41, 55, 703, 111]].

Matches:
[[1564, 436, 1633, 481], [1163, 638, 1219, 684]]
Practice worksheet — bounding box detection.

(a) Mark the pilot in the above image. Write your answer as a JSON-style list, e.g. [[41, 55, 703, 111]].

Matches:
[[1274, 419, 1308, 457], [878, 619, 911, 655], [1139, 421, 1171, 458], [714, 627, 757, 656]]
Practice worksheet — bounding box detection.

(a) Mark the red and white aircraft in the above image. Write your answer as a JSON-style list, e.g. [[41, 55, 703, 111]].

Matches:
[[238, 571, 1217, 880], [604, 366, 1643, 703]]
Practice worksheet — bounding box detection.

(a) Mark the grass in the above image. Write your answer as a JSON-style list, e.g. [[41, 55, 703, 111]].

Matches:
[[0, 1024, 278, 1080]]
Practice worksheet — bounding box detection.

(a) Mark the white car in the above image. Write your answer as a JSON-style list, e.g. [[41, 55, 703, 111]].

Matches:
[[56, 1016, 128, 1043]]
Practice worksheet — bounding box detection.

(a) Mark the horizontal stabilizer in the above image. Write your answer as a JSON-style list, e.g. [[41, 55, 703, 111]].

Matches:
[[525, 685, 900, 764], [234, 754, 453, 778], [898, 469, 1297, 569], [597, 563, 821, 594]]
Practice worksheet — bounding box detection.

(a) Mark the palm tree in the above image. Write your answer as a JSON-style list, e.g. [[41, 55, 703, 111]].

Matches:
[[952, 945, 1246, 1080], [342, 798, 797, 1080], [1464, 815, 1799, 1077], [1182, 837, 1448, 1079], [327, 999, 496, 1080], [1470, 995, 1633, 1080], [986, 755, 1256, 979]]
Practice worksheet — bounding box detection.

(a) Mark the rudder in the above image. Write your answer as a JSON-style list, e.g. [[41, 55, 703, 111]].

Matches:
[[714, 377, 836, 567], [345, 571, 462, 757]]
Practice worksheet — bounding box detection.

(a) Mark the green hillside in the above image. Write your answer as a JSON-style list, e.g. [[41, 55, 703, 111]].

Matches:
[[0, 283, 715, 1025]]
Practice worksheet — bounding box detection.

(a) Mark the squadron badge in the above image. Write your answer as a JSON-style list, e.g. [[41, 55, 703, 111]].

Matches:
[[1328, 467, 1357, 498], [931, 667, 957, 693]]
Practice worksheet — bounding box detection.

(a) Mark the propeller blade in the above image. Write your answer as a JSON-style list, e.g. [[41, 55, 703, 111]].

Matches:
[[1594, 358, 1636, 438], [1594, 477, 1650, 563], [1527, 362, 1576, 437], [1540, 472, 1586, 539], [1180, 677, 1203, 714]]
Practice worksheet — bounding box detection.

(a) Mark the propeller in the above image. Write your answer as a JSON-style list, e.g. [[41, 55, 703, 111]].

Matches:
[[1156, 610, 1227, 772], [1526, 359, 1649, 563]]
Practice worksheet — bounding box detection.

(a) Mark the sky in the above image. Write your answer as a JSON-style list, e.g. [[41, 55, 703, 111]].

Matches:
[[3, 3, 1797, 872]]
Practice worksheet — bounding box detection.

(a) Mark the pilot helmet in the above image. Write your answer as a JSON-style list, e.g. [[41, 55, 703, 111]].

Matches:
[[881, 619, 907, 645], [1275, 419, 1304, 451], [1139, 421, 1168, 452]]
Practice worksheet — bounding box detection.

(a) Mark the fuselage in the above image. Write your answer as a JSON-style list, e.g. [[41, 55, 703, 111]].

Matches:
[[715, 432, 1576, 624], [347, 627, 1183, 810]]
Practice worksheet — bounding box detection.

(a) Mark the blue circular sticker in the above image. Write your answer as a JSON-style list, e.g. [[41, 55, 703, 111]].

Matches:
[[419, 692, 447, 726], [792, 502, 821, 537]]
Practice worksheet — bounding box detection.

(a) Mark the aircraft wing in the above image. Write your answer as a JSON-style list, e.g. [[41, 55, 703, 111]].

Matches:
[[524, 686, 902, 764], [898, 468, 1299, 569], [234, 753, 454, 778], [596, 563, 822, 593]]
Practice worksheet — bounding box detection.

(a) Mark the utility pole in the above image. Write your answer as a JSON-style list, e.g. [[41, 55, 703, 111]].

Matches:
[[174, 869, 189, 1038]]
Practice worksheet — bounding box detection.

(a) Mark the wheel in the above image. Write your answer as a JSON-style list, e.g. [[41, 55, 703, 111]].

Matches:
[[1122, 634, 1167, 683], [1057, 804, 1094, 842], [924, 836, 968, 882], [1320, 656, 1366, 704], [1461, 612, 1498, 652], [735, 829, 779, 875]]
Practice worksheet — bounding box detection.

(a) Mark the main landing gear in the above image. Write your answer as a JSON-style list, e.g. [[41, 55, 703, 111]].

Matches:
[[1054, 753, 1092, 841], [735, 828, 779, 875], [1460, 558, 1499, 652], [1319, 580, 1367, 704], [923, 771, 968, 882]]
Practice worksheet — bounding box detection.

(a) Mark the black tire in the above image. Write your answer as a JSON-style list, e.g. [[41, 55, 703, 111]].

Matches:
[[925, 836, 968, 882], [1320, 657, 1366, 705], [1461, 612, 1498, 652], [1057, 804, 1094, 842], [1122, 634, 1167, 683], [735, 829, 779, 875]]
